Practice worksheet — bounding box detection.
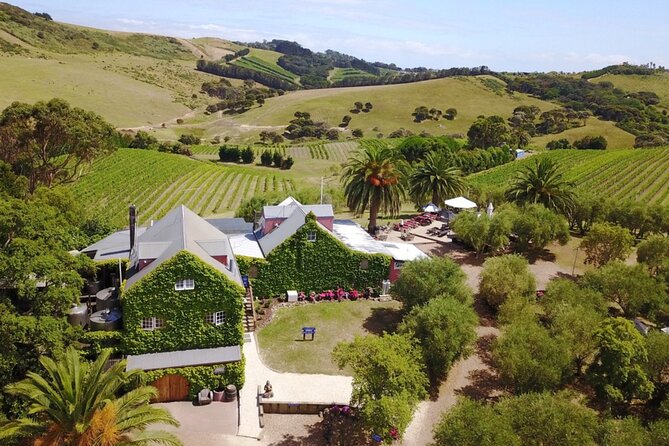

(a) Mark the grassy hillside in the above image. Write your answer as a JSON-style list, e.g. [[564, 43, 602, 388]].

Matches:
[[469, 148, 669, 204], [70, 149, 296, 226], [211, 76, 634, 148], [0, 3, 222, 126], [594, 72, 669, 109]]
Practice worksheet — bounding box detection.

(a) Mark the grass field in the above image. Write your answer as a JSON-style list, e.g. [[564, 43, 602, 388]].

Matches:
[[469, 147, 669, 204], [69, 149, 296, 226], [256, 300, 402, 374], [594, 73, 669, 109]]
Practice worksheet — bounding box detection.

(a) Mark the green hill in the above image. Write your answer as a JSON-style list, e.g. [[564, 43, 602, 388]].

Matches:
[[594, 72, 669, 109], [469, 148, 669, 204]]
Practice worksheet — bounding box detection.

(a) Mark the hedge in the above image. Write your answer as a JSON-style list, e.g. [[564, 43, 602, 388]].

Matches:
[[140, 357, 246, 397], [238, 215, 391, 297], [121, 251, 246, 355], [81, 331, 122, 358]]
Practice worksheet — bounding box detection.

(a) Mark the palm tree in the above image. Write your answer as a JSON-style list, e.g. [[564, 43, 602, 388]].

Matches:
[[0, 348, 182, 446], [342, 143, 408, 233], [505, 157, 575, 214], [409, 151, 466, 206]]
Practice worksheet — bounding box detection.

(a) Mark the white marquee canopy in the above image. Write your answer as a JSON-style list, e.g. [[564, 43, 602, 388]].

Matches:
[[444, 196, 477, 209]]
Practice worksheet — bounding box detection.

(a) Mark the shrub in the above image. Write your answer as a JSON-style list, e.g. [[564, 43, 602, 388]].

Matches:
[[240, 147, 255, 164], [281, 156, 294, 170], [391, 257, 472, 310], [479, 254, 536, 309], [260, 150, 272, 166], [219, 145, 241, 162], [178, 134, 201, 145], [546, 138, 573, 150], [272, 151, 283, 168], [574, 135, 607, 150], [352, 129, 364, 138]]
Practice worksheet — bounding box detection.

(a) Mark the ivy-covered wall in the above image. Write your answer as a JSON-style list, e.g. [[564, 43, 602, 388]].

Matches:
[[121, 250, 245, 355], [140, 358, 245, 397], [238, 217, 392, 297]]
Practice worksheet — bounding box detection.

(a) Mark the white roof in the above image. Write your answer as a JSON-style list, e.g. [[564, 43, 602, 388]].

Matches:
[[126, 345, 242, 371], [332, 220, 391, 256], [444, 196, 477, 209], [332, 220, 428, 262], [380, 242, 428, 262], [263, 196, 333, 219], [229, 233, 264, 258]]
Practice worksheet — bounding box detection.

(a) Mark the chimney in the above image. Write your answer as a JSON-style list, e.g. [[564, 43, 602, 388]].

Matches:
[[129, 205, 137, 254]]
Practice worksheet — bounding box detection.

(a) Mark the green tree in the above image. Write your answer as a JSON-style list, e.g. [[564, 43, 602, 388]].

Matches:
[[0, 348, 181, 446], [390, 257, 472, 310], [129, 131, 157, 149], [431, 398, 520, 446], [602, 418, 650, 446], [541, 279, 607, 375], [332, 333, 427, 441], [479, 254, 536, 309], [494, 318, 572, 393], [582, 263, 666, 318], [444, 108, 457, 120], [177, 133, 201, 145], [351, 128, 363, 138], [637, 234, 669, 276], [412, 106, 431, 123], [505, 158, 576, 215], [511, 203, 569, 251], [467, 115, 509, 149], [580, 223, 634, 267], [409, 151, 466, 205], [497, 391, 600, 446], [240, 147, 255, 164], [588, 317, 654, 405], [341, 143, 408, 233], [399, 297, 478, 384], [645, 331, 669, 401], [0, 99, 116, 192], [451, 212, 490, 255]]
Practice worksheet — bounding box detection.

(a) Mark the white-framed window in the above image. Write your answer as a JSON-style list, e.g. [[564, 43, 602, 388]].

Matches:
[[175, 279, 195, 291], [394, 260, 405, 269], [141, 317, 165, 331], [306, 230, 317, 242], [205, 311, 226, 326]]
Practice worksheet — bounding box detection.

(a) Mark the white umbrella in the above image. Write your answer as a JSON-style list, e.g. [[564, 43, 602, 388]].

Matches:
[[444, 196, 477, 209], [487, 202, 494, 218], [422, 202, 440, 213]]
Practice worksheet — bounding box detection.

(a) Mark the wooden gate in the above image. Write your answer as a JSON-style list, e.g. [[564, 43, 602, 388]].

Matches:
[[151, 374, 190, 402]]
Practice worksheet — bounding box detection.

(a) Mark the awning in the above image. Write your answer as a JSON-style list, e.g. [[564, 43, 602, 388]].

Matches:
[[126, 345, 242, 371], [444, 196, 477, 209]]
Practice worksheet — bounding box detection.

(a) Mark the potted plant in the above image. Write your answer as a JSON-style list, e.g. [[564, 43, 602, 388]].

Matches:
[[213, 366, 226, 401]]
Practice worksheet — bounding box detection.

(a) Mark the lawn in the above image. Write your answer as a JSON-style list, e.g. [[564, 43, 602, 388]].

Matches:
[[256, 300, 403, 375]]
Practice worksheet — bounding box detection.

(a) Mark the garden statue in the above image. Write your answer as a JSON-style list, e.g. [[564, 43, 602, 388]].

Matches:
[[264, 380, 274, 398]]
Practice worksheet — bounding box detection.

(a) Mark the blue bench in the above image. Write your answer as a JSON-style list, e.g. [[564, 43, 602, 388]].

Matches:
[[302, 326, 316, 340]]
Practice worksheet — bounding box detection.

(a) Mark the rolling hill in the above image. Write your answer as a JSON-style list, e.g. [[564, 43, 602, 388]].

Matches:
[[0, 1, 648, 149]]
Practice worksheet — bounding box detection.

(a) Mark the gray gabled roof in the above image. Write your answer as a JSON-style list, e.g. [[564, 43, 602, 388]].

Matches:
[[126, 206, 242, 288], [257, 205, 308, 256], [81, 228, 147, 261], [126, 345, 242, 371]]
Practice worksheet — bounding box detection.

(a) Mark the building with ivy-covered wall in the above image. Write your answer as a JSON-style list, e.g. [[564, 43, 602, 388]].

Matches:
[[237, 197, 427, 297], [120, 205, 246, 400]]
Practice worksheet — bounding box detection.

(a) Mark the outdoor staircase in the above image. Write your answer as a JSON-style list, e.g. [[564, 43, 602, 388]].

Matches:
[[243, 287, 256, 332]]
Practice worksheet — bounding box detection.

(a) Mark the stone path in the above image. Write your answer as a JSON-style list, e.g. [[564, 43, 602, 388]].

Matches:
[[237, 332, 353, 440]]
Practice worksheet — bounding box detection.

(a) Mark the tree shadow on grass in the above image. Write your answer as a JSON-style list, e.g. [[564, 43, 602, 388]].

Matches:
[[525, 248, 557, 264], [363, 306, 403, 335]]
